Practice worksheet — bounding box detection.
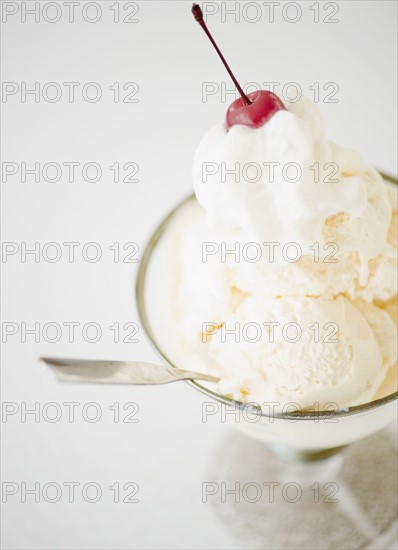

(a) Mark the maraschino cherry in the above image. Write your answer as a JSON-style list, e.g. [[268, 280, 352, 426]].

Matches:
[[192, 3, 286, 129]]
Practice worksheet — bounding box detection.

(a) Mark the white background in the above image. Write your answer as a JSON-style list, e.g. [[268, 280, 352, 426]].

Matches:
[[1, 1, 397, 548]]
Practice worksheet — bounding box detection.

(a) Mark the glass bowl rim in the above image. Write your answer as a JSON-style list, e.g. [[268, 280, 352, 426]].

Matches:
[[136, 174, 398, 420]]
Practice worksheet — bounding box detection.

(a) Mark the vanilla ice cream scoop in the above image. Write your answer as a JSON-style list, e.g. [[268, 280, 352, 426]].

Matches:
[[206, 295, 395, 410]]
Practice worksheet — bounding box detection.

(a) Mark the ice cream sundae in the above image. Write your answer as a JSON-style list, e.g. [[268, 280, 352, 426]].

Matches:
[[146, 5, 397, 413]]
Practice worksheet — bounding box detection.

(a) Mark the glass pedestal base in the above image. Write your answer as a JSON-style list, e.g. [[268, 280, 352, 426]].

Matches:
[[205, 427, 397, 549]]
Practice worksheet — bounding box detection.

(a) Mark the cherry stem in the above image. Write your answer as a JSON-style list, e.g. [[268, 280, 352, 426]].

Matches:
[[192, 3, 251, 106]]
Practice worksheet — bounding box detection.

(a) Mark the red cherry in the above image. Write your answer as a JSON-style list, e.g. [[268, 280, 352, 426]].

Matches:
[[192, 3, 285, 129], [226, 90, 286, 129]]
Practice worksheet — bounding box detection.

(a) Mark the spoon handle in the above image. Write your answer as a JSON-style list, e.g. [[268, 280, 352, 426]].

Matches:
[[40, 357, 219, 385]]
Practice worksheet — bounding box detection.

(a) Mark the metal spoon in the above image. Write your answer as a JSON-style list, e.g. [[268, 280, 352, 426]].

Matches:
[[40, 357, 219, 386]]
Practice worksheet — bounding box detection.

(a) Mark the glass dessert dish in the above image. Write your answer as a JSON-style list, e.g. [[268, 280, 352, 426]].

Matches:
[[136, 181, 397, 456], [136, 175, 397, 549]]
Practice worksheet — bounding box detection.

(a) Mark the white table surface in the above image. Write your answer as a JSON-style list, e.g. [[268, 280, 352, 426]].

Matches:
[[1, 1, 397, 548]]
